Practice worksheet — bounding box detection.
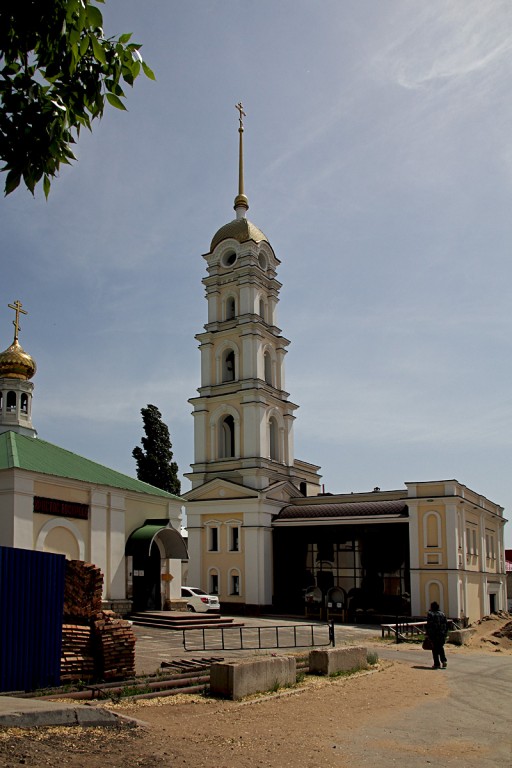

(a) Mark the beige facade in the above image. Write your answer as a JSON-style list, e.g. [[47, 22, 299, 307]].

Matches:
[[0, 462, 185, 611]]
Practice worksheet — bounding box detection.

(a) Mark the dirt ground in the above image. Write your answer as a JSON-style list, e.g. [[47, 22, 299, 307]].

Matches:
[[0, 614, 510, 768]]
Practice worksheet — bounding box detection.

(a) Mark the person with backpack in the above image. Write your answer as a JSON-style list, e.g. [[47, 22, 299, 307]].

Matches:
[[426, 601, 448, 669]]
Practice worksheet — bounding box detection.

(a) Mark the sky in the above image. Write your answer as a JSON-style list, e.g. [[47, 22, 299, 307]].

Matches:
[[1, 1, 512, 547]]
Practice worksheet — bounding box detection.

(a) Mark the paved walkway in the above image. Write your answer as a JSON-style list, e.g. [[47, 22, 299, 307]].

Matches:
[[0, 616, 378, 727]]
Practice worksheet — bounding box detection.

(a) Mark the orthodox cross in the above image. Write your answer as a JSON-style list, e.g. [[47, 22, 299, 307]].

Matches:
[[235, 101, 246, 131], [8, 299, 27, 343]]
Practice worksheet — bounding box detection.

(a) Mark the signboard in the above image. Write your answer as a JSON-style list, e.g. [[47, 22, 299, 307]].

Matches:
[[34, 496, 89, 520]]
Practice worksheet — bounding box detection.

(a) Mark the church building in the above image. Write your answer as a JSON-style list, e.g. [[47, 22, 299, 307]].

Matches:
[[184, 107, 508, 623], [0, 301, 188, 614]]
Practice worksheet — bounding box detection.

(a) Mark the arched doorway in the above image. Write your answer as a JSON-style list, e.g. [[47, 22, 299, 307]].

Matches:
[[125, 520, 189, 612]]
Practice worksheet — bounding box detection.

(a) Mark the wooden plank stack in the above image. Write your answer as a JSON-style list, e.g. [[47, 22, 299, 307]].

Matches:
[[60, 623, 95, 682], [61, 561, 135, 682], [63, 560, 103, 619], [93, 610, 136, 680]]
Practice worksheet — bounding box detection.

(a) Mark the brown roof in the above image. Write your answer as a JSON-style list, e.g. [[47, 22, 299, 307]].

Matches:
[[274, 499, 408, 521]]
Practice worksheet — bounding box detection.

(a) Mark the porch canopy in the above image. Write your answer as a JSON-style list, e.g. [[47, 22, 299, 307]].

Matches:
[[126, 519, 188, 560]]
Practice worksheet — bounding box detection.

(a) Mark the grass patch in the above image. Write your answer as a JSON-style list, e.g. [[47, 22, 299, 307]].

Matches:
[[367, 650, 379, 666]]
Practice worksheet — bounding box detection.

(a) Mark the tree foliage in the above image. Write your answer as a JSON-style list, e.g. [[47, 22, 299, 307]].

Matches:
[[0, 0, 155, 197], [133, 404, 181, 496]]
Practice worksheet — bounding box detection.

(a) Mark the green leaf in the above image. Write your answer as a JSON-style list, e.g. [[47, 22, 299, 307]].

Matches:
[[91, 36, 107, 64], [5, 170, 21, 196], [79, 35, 90, 57], [106, 92, 127, 111], [119, 33, 132, 44], [86, 4, 104, 29], [142, 62, 156, 81], [43, 174, 51, 199]]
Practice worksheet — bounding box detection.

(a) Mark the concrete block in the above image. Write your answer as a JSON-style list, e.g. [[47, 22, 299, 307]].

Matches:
[[210, 655, 296, 700], [447, 628, 476, 646], [309, 645, 368, 676]]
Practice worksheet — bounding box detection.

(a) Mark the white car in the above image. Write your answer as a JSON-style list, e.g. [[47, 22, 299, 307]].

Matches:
[[181, 586, 220, 613]]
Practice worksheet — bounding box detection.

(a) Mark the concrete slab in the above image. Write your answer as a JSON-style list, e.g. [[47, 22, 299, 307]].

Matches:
[[0, 696, 132, 729]]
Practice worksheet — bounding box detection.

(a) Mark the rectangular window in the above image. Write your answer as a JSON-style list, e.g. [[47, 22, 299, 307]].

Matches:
[[208, 527, 219, 552], [230, 526, 240, 552], [231, 574, 240, 595], [210, 573, 219, 594]]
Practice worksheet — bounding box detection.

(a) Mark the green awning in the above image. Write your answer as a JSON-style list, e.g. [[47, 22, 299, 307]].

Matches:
[[126, 520, 188, 560]]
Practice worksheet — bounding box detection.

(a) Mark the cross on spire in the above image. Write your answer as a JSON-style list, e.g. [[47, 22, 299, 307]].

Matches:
[[8, 299, 27, 343], [234, 102, 249, 214], [235, 101, 246, 130]]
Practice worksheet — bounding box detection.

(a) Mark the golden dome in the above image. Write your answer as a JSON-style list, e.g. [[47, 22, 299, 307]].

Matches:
[[210, 217, 268, 252], [0, 339, 37, 380]]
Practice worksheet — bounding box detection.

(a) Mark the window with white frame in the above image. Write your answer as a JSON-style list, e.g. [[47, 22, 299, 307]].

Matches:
[[229, 570, 240, 595], [229, 525, 240, 552], [208, 525, 219, 552], [209, 571, 219, 595]]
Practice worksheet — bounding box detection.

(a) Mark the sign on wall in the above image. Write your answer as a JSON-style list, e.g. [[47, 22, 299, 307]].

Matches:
[[34, 496, 89, 520]]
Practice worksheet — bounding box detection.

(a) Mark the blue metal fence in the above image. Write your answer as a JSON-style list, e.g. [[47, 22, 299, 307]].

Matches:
[[0, 546, 65, 692]]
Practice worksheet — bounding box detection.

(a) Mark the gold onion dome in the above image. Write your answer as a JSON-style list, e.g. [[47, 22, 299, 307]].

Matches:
[[210, 218, 268, 252], [0, 339, 37, 380]]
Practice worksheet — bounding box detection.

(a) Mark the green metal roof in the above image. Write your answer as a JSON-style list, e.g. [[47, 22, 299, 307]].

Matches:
[[0, 431, 182, 500]]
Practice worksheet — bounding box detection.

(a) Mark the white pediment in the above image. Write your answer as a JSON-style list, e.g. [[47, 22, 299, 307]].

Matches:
[[184, 477, 259, 502]]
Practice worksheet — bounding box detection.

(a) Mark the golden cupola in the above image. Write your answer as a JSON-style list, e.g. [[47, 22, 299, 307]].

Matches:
[[0, 339, 37, 380]]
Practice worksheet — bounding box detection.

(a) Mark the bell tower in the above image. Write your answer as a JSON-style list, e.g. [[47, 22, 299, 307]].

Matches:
[[186, 105, 299, 492], [185, 107, 321, 610], [0, 300, 37, 438]]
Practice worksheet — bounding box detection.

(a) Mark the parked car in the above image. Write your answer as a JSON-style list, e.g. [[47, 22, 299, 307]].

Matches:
[[181, 586, 220, 613]]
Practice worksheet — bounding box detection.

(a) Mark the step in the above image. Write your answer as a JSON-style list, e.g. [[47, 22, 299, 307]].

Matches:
[[129, 611, 244, 631]]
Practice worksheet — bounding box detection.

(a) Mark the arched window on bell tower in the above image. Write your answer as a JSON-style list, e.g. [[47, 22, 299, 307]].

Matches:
[[219, 415, 235, 458], [222, 349, 236, 382], [225, 296, 236, 320], [6, 391, 16, 412], [264, 351, 273, 386], [269, 416, 279, 461]]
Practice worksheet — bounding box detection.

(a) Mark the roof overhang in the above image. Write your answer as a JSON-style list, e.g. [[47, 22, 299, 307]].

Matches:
[[126, 520, 188, 560]]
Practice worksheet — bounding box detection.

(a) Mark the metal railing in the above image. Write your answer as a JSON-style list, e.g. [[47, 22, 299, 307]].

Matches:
[[182, 621, 335, 652]]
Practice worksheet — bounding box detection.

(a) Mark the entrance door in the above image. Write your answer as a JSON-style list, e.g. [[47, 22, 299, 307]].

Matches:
[[132, 543, 162, 612], [489, 593, 497, 614]]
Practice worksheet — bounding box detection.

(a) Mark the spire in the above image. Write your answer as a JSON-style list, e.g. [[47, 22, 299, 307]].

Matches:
[[234, 102, 249, 218]]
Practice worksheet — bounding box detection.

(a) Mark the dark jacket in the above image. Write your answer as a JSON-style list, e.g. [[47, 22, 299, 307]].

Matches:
[[426, 609, 448, 643]]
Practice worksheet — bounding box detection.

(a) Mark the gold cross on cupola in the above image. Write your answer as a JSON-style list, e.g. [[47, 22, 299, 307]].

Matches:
[[8, 299, 27, 343]]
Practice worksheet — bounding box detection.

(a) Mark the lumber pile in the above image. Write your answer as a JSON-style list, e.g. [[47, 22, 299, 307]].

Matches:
[[93, 611, 136, 680], [63, 560, 103, 618], [61, 560, 136, 682], [60, 623, 95, 682]]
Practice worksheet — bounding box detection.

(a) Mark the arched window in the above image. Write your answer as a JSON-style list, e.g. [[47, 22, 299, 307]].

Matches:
[[20, 393, 28, 413], [222, 349, 235, 382], [229, 569, 241, 596], [209, 569, 220, 595], [264, 351, 272, 385], [225, 296, 236, 320], [6, 391, 16, 412], [219, 415, 235, 458], [269, 416, 279, 461]]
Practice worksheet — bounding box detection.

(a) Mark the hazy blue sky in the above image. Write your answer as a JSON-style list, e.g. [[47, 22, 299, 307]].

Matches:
[[2, 1, 511, 546]]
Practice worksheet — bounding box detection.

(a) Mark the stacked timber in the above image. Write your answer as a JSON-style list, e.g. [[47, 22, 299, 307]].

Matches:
[[92, 610, 136, 680], [60, 623, 95, 682], [63, 560, 103, 618], [61, 561, 136, 682]]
